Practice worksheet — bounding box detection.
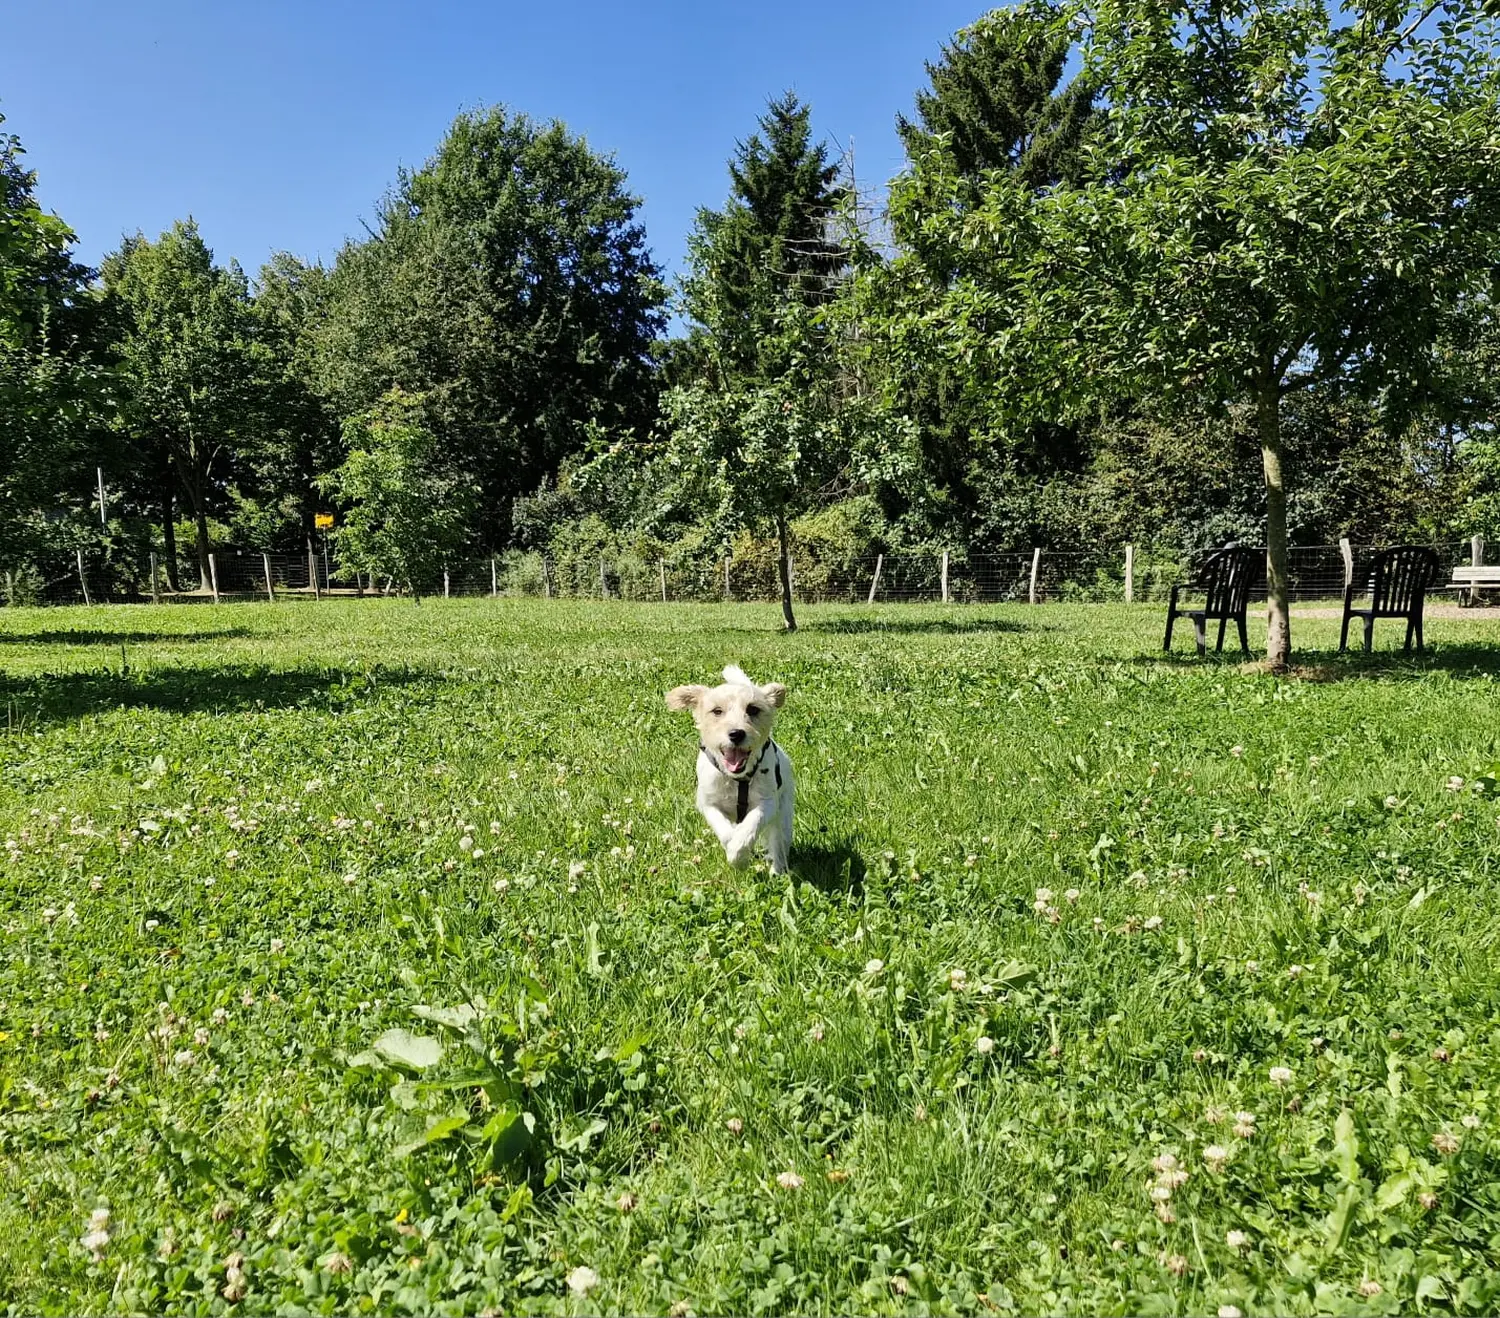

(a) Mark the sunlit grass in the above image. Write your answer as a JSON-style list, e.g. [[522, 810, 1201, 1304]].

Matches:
[[3, 599, 1500, 1314]]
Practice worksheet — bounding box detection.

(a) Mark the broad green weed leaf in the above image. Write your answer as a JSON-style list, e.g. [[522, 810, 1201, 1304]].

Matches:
[[372, 1028, 443, 1071], [393, 1111, 469, 1158]]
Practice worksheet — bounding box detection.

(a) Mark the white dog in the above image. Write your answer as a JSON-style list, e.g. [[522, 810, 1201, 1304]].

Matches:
[[666, 665, 794, 874]]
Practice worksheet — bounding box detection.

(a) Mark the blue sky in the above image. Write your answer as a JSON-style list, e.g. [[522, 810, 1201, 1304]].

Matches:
[[2, 0, 984, 297]]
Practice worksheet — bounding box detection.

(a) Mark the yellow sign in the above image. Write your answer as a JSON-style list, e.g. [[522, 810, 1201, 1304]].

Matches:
[[314, 513, 335, 530]]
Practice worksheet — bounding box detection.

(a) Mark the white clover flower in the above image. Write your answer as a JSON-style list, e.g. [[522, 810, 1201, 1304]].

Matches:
[[566, 1265, 600, 1295], [1446, 776, 1465, 792], [1225, 1229, 1249, 1250], [1203, 1144, 1229, 1169], [1461, 1113, 1481, 1130], [174, 1048, 197, 1067], [1218, 1306, 1242, 1318], [1064, 888, 1081, 903], [269, 938, 285, 954], [948, 968, 968, 990], [974, 1036, 995, 1055], [568, 859, 586, 880], [1269, 1065, 1293, 1086], [1229, 746, 1244, 758], [726, 1117, 743, 1135], [863, 958, 885, 976], [775, 1171, 804, 1190], [1143, 915, 1163, 931]]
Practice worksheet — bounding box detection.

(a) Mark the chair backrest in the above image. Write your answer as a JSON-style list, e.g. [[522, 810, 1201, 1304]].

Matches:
[[1368, 545, 1440, 614], [1193, 547, 1262, 615]]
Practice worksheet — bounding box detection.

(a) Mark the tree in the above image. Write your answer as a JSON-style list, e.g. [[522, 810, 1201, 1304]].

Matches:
[[0, 116, 100, 571], [101, 221, 260, 590], [648, 304, 915, 631], [234, 254, 341, 553], [319, 390, 477, 602], [315, 107, 666, 546], [680, 92, 848, 386], [880, 0, 1500, 668], [863, 12, 1098, 550]]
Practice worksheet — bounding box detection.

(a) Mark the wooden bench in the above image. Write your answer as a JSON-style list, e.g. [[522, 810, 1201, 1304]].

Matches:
[[1449, 565, 1500, 605]]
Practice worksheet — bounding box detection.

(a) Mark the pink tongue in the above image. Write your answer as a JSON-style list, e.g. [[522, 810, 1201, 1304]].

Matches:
[[723, 749, 748, 772]]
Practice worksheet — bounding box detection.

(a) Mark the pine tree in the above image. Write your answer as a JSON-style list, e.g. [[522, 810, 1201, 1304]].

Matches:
[[896, 6, 1095, 194], [682, 92, 848, 385]]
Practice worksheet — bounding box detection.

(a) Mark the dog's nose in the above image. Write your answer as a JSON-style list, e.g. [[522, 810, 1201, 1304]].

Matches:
[[727, 728, 748, 745]]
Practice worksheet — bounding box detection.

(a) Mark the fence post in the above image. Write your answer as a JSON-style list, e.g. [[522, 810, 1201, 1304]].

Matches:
[[1473, 534, 1485, 570], [659, 560, 667, 603], [867, 553, 884, 605], [443, 566, 450, 599], [724, 556, 731, 602], [599, 556, 608, 600], [491, 556, 498, 599], [208, 553, 221, 604], [1339, 537, 1353, 590], [309, 540, 321, 600], [940, 550, 950, 604], [542, 556, 552, 599], [150, 552, 160, 605], [262, 553, 275, 603], [76, 548, 93, 606], [1124, 543, 1134, 604], [1029, 548, 1042, 605]]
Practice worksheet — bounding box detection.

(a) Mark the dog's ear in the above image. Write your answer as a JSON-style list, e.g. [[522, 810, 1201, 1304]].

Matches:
[[761, 682, 787, 709], [666, 684, 707, 712]]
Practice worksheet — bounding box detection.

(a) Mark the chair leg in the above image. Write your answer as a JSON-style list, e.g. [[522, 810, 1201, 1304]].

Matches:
[[1164, 610, 1175, 652], [1404, 616, 1415, 652], [1236, 615, 1250, 656], [1363, 616, 1374, 653], [1215, 617, 1227, 653], [1193, 616, 1206, 659], [1415, 611, 1424, 652], [1339, 608, 1350, 653]]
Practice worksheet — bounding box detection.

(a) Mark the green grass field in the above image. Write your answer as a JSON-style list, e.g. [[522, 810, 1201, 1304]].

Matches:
[[3, 599, 1500, 1316]]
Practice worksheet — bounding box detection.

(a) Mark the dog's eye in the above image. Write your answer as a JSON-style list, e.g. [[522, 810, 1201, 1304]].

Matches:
[[746, 704, 761, 717], [710, 708, 723, 717]]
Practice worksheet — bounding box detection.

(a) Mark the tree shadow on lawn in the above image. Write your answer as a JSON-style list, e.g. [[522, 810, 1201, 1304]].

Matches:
[[0, 628, 254, 646], [800, 614, 1029, 636], [1138, 642, 1500, 681], [791, 835, 867, 896], [0, 662, 427, 727]]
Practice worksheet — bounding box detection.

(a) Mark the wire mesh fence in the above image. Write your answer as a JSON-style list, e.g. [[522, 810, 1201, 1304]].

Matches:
[[10, 537, 1491, 608]]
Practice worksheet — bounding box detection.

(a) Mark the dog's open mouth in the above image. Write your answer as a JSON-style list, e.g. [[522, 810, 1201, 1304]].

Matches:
[[721, 747, 750, 775]]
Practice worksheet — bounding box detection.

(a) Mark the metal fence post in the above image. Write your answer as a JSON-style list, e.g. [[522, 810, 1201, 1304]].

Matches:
[[444, 566, 450, 599], [309, 540, 321, 600], [491, 556, 498, 599], [724, 557, 731, 602], [1124, 543, 1134, 604], [150, 552, 160, 605], [1029, 548, 1042, 604], [659, 560, 667, 603], [867, 553, 884, 605], [599, 556, 608, 600], [76, 548, 93, 606], [940, 550, 950, 604], [208, 553, 221, 604], [263, 553, 275, 603], [542, 556, 552, 599]]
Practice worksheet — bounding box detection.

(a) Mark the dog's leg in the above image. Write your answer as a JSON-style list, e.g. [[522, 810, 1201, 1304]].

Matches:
[[699, 803, 738, 853], [725, 805, 770, 869], [766, 813, 790, 875]]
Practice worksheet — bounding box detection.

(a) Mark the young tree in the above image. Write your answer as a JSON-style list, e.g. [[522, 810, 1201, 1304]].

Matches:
[[880, 0, 1500, 668], [316, 107, 666, 546], [101, 221, 260, 590], [319, 390, 476, 602], [680, 92, 848, 386]]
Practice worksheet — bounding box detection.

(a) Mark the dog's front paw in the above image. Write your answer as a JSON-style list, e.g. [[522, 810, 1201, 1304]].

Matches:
[[724, 840, 754, 869]]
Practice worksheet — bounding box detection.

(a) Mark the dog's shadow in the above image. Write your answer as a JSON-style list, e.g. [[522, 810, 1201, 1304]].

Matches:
[[791, 835, 866, 896]]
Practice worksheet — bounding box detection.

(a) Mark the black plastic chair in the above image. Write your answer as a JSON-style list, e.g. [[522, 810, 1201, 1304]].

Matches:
[[1339, 546, 1440, 653], [1163, 547, 1262, 657]]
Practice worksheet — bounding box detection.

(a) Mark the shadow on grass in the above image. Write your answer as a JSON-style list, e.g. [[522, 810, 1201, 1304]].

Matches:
[[0, 663, 426, 727], [1138, 642, 1500, 681], [802, 614, 1027, 636], [792, 837, 867, 895], [0, 628, 254, 646]]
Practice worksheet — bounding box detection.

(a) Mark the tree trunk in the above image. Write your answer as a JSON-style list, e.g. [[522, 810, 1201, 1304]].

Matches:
[[193, 504, 212, 593], [160, 467, 180, 592], [776, 511, 797, 633], [1257, 378, 1291, 672]]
